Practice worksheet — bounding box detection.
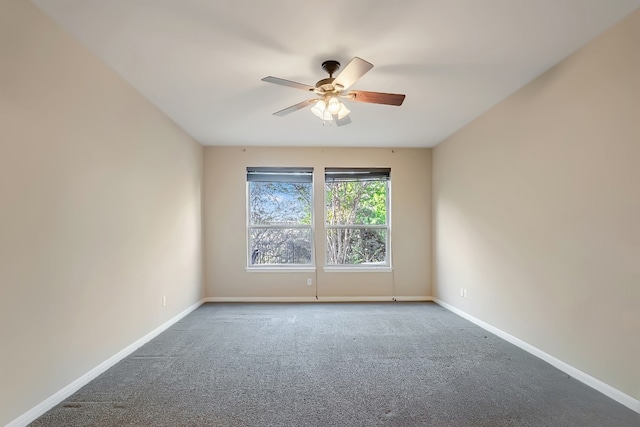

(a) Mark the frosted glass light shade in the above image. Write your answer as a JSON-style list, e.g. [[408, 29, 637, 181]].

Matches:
[[327, 96, 341, 114], [311, 99, 326, 118], [337, 103, 350, 119]]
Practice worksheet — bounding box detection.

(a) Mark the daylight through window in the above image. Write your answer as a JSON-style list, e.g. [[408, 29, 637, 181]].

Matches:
[[325, 168, 390, 267], [247, 167, 313, 266]]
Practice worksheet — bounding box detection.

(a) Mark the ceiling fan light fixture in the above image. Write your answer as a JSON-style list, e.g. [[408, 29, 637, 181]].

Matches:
[[312, 96, 350, 123]]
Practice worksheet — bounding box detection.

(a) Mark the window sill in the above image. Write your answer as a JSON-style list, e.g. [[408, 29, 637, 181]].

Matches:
[[323, 267, 393, 273], [246, 267, 316, 273]]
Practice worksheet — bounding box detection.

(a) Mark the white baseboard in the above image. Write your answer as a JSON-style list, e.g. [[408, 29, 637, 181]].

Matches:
[[205, 296, 433, 303], [394, 296, 434, 302], [435, 299, 640, 414], [204, 296, 317, 302], [7, 300, 204, 427]]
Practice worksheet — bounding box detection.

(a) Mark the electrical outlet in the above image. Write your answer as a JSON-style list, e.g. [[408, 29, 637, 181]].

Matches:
[[463, 289, 468, 298], [162, 296, 167, 307], [307, 278, 312, 286]]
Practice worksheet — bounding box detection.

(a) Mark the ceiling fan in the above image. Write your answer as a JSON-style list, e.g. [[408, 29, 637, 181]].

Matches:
[[262, 57, 405, 126]]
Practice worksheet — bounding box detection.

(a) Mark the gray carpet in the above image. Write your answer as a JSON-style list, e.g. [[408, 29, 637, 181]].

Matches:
[[31, 302, 639, 426]]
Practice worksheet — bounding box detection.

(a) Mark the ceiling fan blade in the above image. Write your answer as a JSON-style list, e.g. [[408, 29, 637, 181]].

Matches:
[[333, 57, 373, 91], [347, 90, 405, 106], [262, 76, 314, 91], [273, 99, 317, 117], [335, 115, 352, 127]]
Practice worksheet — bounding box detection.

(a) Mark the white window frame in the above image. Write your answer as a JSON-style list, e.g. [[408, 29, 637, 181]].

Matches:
[[324, 168, 391, 270], [246, 167, 315, 271]]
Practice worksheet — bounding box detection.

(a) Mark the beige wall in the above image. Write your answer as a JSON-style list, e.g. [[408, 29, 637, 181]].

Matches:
[[433, 10, 640, 400], [0, 1, 203, 424], [204, 147, 431, 299]]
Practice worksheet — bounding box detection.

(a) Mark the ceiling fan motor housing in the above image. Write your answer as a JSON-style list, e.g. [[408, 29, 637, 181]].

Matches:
[[315, 78, 337, 93]]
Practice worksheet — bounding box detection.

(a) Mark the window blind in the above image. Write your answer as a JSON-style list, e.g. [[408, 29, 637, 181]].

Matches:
[[247, 167, 313, 183], [324, 167, 390, 182]]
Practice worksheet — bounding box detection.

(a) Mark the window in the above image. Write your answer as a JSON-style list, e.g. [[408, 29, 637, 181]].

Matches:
[[325, 168, 390, 267], [247, 167, 313, 267]]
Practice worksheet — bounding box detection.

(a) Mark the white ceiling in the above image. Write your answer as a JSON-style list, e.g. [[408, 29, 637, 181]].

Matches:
[[32, 0, 639, 147]]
